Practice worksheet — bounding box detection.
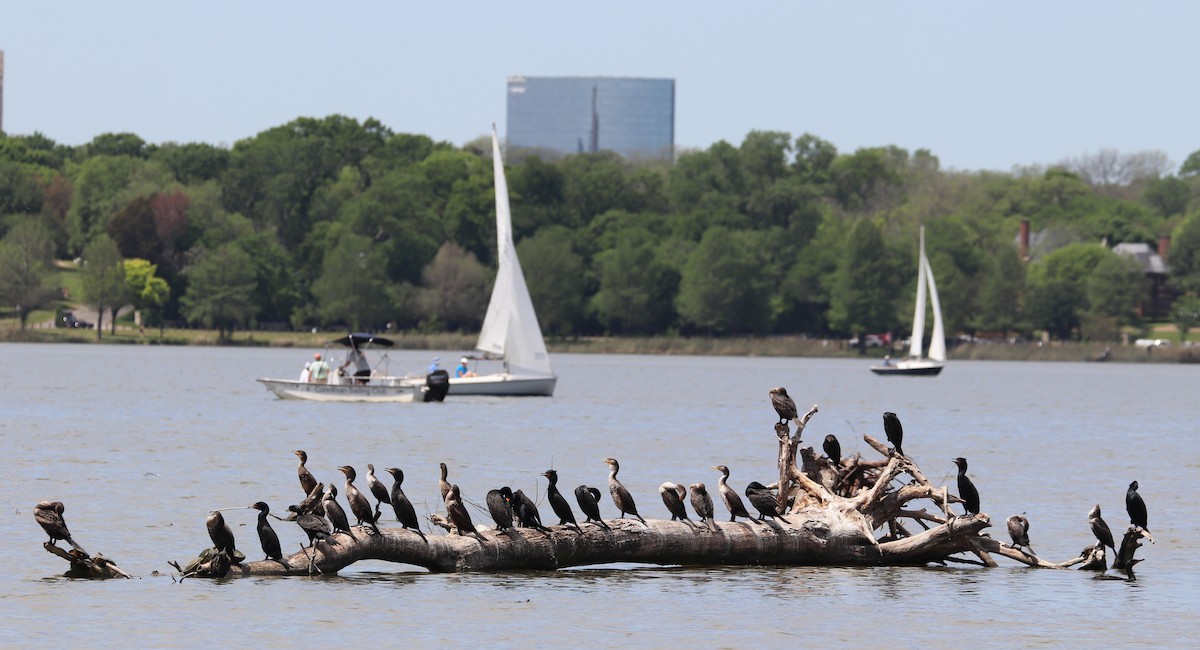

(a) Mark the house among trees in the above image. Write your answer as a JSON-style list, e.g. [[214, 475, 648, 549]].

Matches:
[[1113, 237, 1174, 319]]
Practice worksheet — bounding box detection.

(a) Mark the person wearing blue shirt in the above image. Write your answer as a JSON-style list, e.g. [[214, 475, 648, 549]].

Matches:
[[455, 356, 476, 378], [429, 357, 441, 374]]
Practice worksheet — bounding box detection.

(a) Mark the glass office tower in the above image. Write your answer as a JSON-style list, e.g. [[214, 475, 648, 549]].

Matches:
[[506, 76, 675, 160]]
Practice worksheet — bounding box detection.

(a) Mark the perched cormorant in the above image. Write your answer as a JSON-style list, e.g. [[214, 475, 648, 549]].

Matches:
[[952, 457, 980, 515], [1126, 481, 1148, 531], [366, 464, 392, 512], [543, 470, 582, 533], [250, 502, 288, 567], [512, 489, 549, 532], [294, 450, 317, 496], [769, 387, 800, 426], [322, 485, 352, 535], [714, 465, 760, 524], [1088, 504, 1116, 555], [33, 501, 88, 556], [689, 483, 719, 532], [384, 467, 425, 540], [745, 481, 789, 522], [339, 465, 380, 535], [206, 510, 237, 557], [296, 482, 325, 518], [287, 505, 334, 547], [1006, 514, 1034, 555], [823, 434, 842, 467], [486, 487, 515, 534], [445, 484, 485, 541], [659, 482, 695, 528], [883, 412, 904, 456], [438, 462, 452, 502], [603, 457, 646, 524], [574, 485, 609, 530]]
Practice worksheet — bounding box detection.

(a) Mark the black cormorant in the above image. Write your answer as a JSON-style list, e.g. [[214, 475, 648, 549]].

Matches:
[[366, 464, 392, 512], [604, 457, 646, 524], [339, 465, 380, 535], [823, 434, 842, 466], [714, 465, 760, 524], [659, 482, 695, 528], [769, 387, 800, 426], [574, 485, 609, 529], [294, 450, 317, 496], [445, 484, 485, 541], [689, 483, 719, 532], [952, 457, 980, 515], [1006, 514, 1034, 555], [745, 481, 789, 522], [1088, 504, 1115, 555], [512, 489, 549, 532], [250, 502, 288, 567], [438, 462, 452, 502], [287, 505, 334, 547], [206, 510, 237, 557], [543, 470, 582, 533], [883, 412, 904, 456], [384, 467, 425, 540], [33, 501, 87, 556], [486, 487, 515, 534], [322, 485, 352, 535], [1126, 481, 1148, 531]]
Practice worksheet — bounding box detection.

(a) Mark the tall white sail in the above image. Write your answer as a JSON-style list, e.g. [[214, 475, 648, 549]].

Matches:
[[474, 126, 553, 378], [925, 251, 946, 362], [908, 227, 928, 359]]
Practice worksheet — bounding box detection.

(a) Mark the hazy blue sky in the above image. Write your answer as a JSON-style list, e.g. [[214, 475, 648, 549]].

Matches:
[[2, 2, 1197, 172]]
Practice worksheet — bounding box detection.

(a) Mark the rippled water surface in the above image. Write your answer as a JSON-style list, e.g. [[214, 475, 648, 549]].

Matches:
[[2, 344, 1197, 647]]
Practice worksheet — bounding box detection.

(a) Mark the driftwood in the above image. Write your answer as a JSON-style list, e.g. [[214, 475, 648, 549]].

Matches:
[[164, 402, 1149, 579], [42, 543, 132, 579]]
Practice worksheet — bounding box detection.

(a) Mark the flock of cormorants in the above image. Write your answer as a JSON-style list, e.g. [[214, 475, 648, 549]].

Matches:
[[34, 387, 1153, 574]]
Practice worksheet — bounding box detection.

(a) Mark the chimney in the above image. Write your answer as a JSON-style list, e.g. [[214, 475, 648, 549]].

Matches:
[[1158, 234, 1170, 263], [1019, 219, 1030, 262]]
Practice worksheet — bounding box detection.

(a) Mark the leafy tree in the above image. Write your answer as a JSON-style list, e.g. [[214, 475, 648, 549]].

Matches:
[[65, 155, 143, 253], [310, 233, 392, 331], [417, 241, 491, 331], [1170, 295, 1200, 342], [123, 258, 170, 334], [826, 219, 900, 339], [180, 243, 259, 341], [107, 195, 159, 263], [590, 226, 678, 334], [80, 235, 126, 340], [676, 227, 772, 335], [1180, 149, 1200, 178], [517, 226, 587, 337], [971, 244, 1025, 337], [85, 132, 148, 159], [1025, 279, 1083, 340], [151, 142, 229, 185], [1168, 211, 1200, 296], [1085, 251, 1145, 339], [1141, 176, 1191, 217], [0, 221, 59, 329]]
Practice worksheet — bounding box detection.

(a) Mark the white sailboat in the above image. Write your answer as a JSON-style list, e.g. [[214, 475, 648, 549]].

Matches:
[[447, 126, 557, 396], [871, 226, 946, 376]]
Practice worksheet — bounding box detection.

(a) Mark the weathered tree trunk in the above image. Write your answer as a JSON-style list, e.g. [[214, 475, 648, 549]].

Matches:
[[172, 404, 1144, 578], [43, 543, 132, 579]]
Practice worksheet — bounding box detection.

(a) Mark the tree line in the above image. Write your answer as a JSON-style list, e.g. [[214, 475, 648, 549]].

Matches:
[[2, 115, 1200, 342]]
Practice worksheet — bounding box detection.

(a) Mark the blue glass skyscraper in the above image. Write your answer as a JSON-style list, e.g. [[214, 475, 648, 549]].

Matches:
[[506, 76, 675, 160]]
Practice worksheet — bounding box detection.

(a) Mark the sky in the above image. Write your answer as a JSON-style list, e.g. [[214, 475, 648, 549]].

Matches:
[[2, 1, 1198, 173]]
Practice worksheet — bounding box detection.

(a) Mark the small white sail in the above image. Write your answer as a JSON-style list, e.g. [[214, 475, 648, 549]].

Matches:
[[474, 126, 553, 379]]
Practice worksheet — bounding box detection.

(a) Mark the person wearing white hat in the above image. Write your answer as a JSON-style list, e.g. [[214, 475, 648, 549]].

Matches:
[[455, 356, 476, 378]]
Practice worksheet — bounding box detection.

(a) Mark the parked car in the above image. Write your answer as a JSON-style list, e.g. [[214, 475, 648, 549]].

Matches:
[[849, 334, 886, 348], [59, 311, 93, 329]]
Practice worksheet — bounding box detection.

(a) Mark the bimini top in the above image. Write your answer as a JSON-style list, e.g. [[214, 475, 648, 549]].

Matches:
[[330, 333, 394, 348]]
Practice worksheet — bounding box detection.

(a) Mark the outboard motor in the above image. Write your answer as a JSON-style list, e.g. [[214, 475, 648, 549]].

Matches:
[[423, 369, 450, 402]]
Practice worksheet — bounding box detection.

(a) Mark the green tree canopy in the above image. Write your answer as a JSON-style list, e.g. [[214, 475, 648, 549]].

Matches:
[[518, 226, 587, 337], [826, 219, 900, 336], [417, 241, 491, 331], [80, 234, 126, 339], [0, 221, 59, 329], [590, 226, 678, 334], [180, 243, 259, 340], [676, 226, 772, 335], [310, 233, 393, 331]]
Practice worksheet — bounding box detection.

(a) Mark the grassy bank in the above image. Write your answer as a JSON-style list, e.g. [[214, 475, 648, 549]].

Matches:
[[2, 324, 1194, 364]]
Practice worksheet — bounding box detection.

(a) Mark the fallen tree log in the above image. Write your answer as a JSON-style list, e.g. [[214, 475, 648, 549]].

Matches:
[[43, 543, 132, 579], [171, 403, 1148, 578]]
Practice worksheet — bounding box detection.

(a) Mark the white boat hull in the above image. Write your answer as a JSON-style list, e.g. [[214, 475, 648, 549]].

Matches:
[[257, 378, 423, 403], [870, 359, 945, 376], [447, 373, 557, 397]]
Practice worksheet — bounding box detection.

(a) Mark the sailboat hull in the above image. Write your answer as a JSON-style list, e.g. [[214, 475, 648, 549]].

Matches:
[[447, 374, 557, 396], [869, 361, 944, 376]]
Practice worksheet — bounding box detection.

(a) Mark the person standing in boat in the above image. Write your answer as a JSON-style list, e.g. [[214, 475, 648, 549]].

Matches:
[[342, 343, 370, 384], [455, 356, 476, 378], [308, 353, 330, 383]]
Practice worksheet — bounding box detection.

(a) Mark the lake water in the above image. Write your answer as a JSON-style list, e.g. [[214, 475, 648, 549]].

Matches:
[[2, 344, 1197, 647]]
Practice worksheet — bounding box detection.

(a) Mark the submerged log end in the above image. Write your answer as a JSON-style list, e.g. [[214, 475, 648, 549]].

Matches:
[[43, 543, 131, 579]]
